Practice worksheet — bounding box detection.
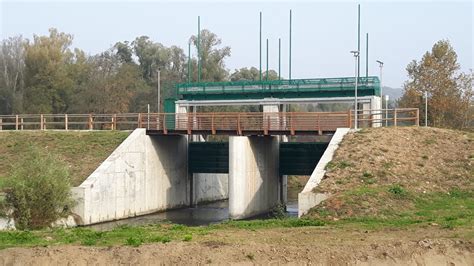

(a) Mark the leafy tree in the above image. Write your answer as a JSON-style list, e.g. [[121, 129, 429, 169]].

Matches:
[[230, 67, 279, 81], [0, 36, 27, 114], [399, 40, 473, 128], [190, 29, 231, 82], [23, 28, 77, 113]]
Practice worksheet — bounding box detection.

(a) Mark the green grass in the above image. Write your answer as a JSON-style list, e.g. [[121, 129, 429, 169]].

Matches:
[[0, 218, 328, 250], [0, 190, 472, 250], [324, 188, 474, 230], [0, 131, 130, 187]]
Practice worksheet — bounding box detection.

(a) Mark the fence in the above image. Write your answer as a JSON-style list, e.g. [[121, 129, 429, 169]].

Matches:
[[0, 108, 419, 134]]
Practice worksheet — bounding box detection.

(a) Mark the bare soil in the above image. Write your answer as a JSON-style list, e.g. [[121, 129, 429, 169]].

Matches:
[[308, 127, 473, 219], [320, 127, 473, 194], [0, 226, 472, 265]]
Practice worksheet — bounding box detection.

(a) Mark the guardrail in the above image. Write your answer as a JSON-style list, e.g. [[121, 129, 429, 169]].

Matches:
[[177, 76, 381, 95], [0, 109, 418, 134]]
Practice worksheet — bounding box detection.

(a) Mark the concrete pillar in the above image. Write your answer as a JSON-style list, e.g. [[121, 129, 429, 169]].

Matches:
[[229, 136, 280, 219], [371, 96, 382, 127], [361, 102, 371, 128], [175, 103, 188, 131]]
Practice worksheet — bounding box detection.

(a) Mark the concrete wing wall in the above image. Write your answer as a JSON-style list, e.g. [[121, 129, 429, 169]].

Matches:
[[298, 128, 350, 217], [72, 129, 189, 225]]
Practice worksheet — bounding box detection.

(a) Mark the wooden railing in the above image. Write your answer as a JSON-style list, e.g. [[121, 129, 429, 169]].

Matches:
[[0, 108, 419, 135]]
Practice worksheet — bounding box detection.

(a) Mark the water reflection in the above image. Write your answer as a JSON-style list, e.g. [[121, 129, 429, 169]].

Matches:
[[88, 187, 301, 230]]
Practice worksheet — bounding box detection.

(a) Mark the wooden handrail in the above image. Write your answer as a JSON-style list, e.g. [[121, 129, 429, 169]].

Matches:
[[0, 109, 419, 133]]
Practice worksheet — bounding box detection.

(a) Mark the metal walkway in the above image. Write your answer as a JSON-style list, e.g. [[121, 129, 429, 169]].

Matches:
[[177, 76, 380, 100]]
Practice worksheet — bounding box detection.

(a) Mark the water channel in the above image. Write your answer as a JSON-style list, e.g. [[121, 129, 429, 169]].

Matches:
[[88, 185, 302, 231]]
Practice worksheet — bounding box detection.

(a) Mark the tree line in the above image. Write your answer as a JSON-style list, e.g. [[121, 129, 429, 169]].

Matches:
[[0, 28, 279, 115], [0, 29, 471, 129]]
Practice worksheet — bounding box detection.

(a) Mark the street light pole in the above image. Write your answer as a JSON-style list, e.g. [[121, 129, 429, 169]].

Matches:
[[351, 50, 360, 129], [376, 60, 384, 126]]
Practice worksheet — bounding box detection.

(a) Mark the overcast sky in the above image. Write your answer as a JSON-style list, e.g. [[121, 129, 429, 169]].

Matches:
[[1, 0, 472, 88]]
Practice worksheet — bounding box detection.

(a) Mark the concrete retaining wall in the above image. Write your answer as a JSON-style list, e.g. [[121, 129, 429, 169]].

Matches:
[[193, 173, 229, 204], [229, 136, 279, 219], [298, 128, 350, 217], [72, 129, 189, 225]]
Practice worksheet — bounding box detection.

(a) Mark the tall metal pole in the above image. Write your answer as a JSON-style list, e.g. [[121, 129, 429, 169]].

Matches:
[[351, 51, 359, 129], [357, 4, 361, 78], [259, 12, 262, 81], [197, 16, 201, 83], [425, 91, 428, 127], [187, 41, 191, 83], [157, 68, 161, 113], [376, 60, 384, 126], [366, 33, 369, 78], [278, 38, 281, 80], [289, 9, 292, 80], [266, 38, 269, 81]]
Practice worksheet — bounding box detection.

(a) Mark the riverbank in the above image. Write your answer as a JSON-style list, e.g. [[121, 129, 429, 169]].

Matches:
[[0, 223, 472, 265]]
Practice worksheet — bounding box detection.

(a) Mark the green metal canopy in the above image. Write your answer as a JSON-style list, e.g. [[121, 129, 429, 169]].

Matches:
[[176, 76, 380, 101]]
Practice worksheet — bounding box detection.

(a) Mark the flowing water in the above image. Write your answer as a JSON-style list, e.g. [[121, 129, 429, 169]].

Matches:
[[88, 187, 300, 231]]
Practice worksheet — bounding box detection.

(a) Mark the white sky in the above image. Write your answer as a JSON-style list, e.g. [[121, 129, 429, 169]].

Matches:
[[1, 0, 473, 88]]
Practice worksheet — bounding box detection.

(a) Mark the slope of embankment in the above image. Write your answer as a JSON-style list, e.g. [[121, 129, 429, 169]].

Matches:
[[0, 131, 130, 187], [306, 127, 474, 228]]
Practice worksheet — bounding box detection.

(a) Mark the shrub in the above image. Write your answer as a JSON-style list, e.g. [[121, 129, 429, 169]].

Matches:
[[388, 184, 406, 196], [4, 145, 75, 230]]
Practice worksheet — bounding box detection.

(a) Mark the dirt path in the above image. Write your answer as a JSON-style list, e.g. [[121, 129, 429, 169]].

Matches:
[[1, 226, 472, 265]]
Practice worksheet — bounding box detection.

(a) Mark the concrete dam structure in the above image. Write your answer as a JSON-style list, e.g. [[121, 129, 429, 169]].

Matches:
[[71, 128, 333, 225]]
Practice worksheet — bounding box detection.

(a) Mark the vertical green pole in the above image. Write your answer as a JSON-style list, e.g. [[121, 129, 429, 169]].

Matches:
[[289, 9, 292, 80], [188, 41, 191, 83], [357, 4, 360, 78], [198, 16, 201, 83], [266, 38, 269, 81], [366, 33, 369, 78], [259, 12, 262, 81], [278, 38, 281, 80]]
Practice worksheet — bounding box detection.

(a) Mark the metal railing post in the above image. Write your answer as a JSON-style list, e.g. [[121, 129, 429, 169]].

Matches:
[[0, 118, 2, 131], [65, 114, 68, 130], [112, 114, 117, 130], [211, 113, 216, 135], [40, 114, 44, 130], [394, 109, 398, 127], [137, 113, 142, 128], [415, 108, 419, 126], [15, 115, 18, 130], [163, 114, 168, 134], [237, 113, 241, 135], [89, 114, 93, 130]]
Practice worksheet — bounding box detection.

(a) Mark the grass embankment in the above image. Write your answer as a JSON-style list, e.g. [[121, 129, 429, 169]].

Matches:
[[0, 127, 472, 251], [307, 127, 474, 229], [0, 131, 130, 188]]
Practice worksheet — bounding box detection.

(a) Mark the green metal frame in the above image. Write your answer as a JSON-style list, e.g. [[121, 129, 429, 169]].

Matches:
[[188, 142, 328, 175], [176, 76, 380, 101]]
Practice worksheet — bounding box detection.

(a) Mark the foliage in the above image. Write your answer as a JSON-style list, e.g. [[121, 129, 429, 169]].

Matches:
[[4, 146, 75, 229], [230, 67, 279, 81], [398, 40, 473, 129], [0, 28, 235, 115]]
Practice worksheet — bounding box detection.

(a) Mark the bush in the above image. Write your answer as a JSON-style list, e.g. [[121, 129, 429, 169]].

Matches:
[[4, 145, 75, 230]]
